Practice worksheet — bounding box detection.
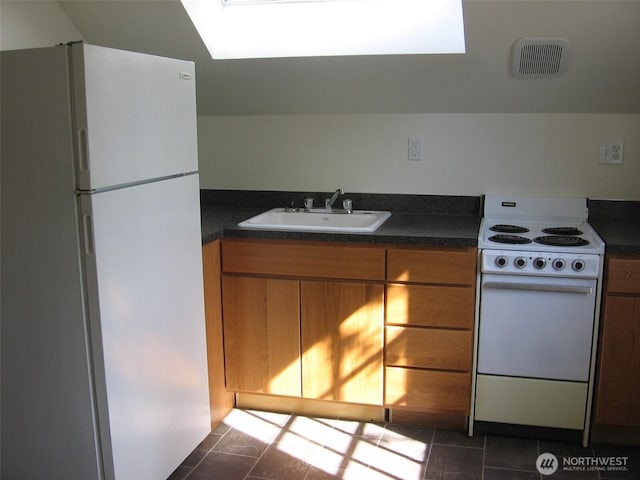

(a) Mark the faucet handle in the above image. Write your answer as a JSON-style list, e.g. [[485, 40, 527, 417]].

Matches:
[[284, 200, 297, 212], [342, 199, 353, 213], [304, 198, 314, 210]]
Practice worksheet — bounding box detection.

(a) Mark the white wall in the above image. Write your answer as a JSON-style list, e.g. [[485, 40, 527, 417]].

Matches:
[[2, 2, 637, 201], [198, 114, 640, 200], [0, 1, 84, 51]]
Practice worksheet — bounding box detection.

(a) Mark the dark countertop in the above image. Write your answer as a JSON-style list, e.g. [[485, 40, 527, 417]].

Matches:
[[590, 221, 640, 256], [589, 200, 640, 256], [201, 206, 480, 247], [200, 192, 640, 254]]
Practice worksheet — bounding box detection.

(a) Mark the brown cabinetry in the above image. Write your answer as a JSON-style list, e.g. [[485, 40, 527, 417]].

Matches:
[[202, 240, 235, 428], [219, 239, 477, 417], [595, 256, 640, 428], [301, 280, 384, 405], [384, 247, 476, 415], [221, 239, 385, 406], [222, 275, 301, 396]]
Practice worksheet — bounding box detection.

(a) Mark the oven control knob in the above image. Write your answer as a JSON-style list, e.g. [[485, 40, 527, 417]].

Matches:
[[514, 256, 527, 268], [495, 256, 508, 267], [552, 258, 566, 271], [572, 259, 585, 272], [533, 257, 547, 269]]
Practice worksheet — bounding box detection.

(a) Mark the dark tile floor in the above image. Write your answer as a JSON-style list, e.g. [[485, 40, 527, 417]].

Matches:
[[169, 409, 639, 480]]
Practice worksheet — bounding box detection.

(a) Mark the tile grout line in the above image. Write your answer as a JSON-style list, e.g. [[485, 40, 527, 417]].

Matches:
[[537, 439, 541, 480], [422, 426, 437, 480], [182, 428, 230, 479], [299, 415, 326, 480], [242, 411, 295, 480], [315, 418, 381, 479], [429, 425, 438, 478], [301, 415, 352, 480], [592, 442, 602, 480], [480, 433, 486, 480], [484, 466, 544, 473], [430, 442, 485, 450]]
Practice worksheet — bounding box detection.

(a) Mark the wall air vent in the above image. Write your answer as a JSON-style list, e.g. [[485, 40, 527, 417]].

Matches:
[[511, 37, 570, 78]]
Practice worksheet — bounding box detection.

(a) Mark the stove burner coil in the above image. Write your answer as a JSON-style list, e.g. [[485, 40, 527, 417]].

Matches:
[[534, 236, 589, 247], [488, 234, 533, 245], [490, 224, 530, 234], [542, 227, 584, 236]]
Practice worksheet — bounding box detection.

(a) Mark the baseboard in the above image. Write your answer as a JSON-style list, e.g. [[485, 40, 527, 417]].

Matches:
[[388, 408, 468, 430], [591, 425, 640, 447], [235, 393, 386, 423]]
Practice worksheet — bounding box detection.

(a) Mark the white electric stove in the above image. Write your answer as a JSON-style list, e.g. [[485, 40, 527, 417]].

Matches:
[[471, 194, 605, 447]]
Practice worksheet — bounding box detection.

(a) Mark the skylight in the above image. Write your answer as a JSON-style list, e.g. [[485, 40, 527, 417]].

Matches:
[[181, 0, 465, 59]]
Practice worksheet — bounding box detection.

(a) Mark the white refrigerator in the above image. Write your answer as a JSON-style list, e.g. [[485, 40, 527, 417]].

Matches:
[[1, 43, 211, 479]]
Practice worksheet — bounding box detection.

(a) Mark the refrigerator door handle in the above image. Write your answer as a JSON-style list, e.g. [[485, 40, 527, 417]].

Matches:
[[78, 128, 90, 174], [82, 213, 95, 256]]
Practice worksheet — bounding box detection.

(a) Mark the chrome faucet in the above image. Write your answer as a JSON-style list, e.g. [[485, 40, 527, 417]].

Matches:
[[325, 187, 343, 210]]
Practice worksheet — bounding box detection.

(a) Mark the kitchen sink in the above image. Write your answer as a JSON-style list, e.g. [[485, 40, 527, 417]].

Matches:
[[238, 208, 391, 233]]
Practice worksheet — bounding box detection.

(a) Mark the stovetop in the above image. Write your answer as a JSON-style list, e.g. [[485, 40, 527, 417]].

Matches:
[[479, 219, 604, 254], [479, 195, 605, 255]]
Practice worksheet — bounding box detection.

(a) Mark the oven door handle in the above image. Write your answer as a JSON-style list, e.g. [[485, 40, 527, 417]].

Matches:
[[483, 281, 593, 294]]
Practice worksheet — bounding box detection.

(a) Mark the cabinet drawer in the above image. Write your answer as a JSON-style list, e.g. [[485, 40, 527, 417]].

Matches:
[[386, 326, 472, 371], [387, 248, 476, 285], [385, 367, 470, 414], [606, 257, 640, 294], [475, 375, 586, 429], [386, 283, 474, 328], [222, 239, 385, 281]]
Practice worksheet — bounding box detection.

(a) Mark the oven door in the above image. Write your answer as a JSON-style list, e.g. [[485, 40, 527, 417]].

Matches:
[[477, 273, 597, 382]]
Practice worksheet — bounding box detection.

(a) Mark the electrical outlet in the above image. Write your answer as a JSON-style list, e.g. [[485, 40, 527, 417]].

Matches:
[[600, 141, 624, 165], [408, 137, 423, 161]]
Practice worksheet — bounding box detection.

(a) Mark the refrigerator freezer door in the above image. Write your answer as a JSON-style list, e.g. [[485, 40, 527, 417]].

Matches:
[[71, 43, 198, 191], [79, 174, 210, 480]]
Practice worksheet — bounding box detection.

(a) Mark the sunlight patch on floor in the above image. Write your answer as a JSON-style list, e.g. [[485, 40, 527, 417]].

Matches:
[[221, 410, 429, 479]]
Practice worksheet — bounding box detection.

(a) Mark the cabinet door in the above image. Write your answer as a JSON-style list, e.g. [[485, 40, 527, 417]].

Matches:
[[301, 281, 384, 405], [222, 276, 301, 396], [203, 241, 235, 428], [595, 296, 640, 426]]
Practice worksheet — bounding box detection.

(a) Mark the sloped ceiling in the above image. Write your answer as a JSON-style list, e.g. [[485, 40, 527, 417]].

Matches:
[[59, 0, 640, 115]]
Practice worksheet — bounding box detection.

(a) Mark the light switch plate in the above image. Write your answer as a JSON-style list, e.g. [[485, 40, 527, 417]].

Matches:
[[408, 137, 423, 161]]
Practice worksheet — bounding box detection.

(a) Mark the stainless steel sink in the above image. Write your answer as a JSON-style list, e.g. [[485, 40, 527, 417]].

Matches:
[[238, 208, 391, 233]]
